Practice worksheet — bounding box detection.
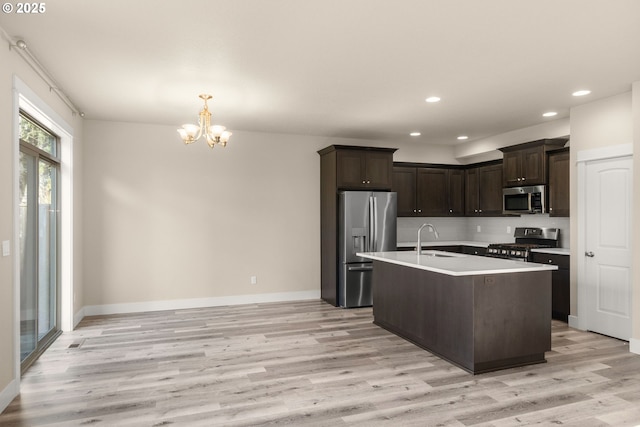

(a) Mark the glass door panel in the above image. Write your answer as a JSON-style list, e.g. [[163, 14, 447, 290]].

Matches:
[[19, 151, 38, 361], [19, 149, 60, 367], [38, 159, 58, 340]]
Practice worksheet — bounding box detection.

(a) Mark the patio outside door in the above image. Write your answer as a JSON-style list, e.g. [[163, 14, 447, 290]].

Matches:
[[19, 112, 61, 371]]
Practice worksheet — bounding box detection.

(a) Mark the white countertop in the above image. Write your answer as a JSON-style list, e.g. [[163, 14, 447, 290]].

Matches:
[[531, 247, 570, 255], [357, 250, 558, 276], [397, 241, 491, 249], [397, 241, 570, 256]]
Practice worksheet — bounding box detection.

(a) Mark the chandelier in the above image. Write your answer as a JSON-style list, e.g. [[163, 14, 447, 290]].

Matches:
[[177, 94, 232, 148]]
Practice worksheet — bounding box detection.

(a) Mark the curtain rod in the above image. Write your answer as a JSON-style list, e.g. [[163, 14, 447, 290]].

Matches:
[[1, 25, 84, 118]]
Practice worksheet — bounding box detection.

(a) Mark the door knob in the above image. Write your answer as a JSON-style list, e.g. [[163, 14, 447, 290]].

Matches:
[[585, 251, 595, 257]]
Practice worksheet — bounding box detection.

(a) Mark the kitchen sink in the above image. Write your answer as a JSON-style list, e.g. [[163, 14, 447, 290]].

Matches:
[[419, 250, 465, 258]]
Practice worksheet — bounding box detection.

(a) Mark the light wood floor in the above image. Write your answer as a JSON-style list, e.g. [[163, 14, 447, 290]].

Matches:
[[2, 300, 640, 426]]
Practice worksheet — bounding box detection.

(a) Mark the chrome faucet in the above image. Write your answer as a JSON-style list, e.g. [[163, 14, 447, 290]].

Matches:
[[417, 223, 440, 253]]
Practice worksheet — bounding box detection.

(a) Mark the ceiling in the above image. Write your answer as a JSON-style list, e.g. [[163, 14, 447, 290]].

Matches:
[[2, 0, 640, 144]]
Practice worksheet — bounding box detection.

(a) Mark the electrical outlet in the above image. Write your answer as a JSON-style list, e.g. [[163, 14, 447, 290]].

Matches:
[[477, 225, 481, 233], [2, 240, 9, 257], [507, 226, 512, 234], [250, 276, 257, 285]]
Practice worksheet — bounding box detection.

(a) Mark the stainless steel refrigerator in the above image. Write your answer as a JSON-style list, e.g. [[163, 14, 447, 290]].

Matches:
[[338, 191, 397, 308]]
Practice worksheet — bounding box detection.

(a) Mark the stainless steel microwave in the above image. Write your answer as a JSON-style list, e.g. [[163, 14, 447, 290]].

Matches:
[[503, 185, 546, 214]]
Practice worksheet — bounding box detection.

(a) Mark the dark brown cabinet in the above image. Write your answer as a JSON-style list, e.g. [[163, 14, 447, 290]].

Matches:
[[318, 145, 397, 306], [531, 252, 570, 322], [465, 161, 503, 216], [392, 164, 464, 217], [500, 139, 567, 187], [334, 148, 394, 190], [420, 168, 465, 216], [392, 166, 418, 216], [547, 148, 570, 217]]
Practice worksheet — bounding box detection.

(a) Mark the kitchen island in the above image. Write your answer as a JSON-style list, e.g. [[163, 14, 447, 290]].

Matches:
[[357, 250, 557, 374]]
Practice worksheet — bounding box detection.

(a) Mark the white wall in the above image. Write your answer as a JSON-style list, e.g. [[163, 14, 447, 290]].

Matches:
[[633, 82, 640, 343], [0, 42, 84, 413], [81, 121, 458, 312], [454, 118, 570, 163], [81, 115, 582, 316], [569, 90, 637, 344]]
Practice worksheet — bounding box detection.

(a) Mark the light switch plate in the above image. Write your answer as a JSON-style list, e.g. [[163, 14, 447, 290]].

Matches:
[[507, 226, 512, 234], [477, 225, 481, 233], [2, 240, 10, 257]]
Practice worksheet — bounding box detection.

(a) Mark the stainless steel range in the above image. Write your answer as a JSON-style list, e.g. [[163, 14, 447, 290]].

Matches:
[[486, 227, 560, 262]]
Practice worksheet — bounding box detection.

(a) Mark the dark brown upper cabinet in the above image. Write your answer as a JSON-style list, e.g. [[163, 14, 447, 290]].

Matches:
[[465, 161, 503, 216], [392, 164, 464, 217], [392, 166, 418, 216], [547, 148, 570, 217], [500, 139, 567, 187], [323, 146, 395, 190]]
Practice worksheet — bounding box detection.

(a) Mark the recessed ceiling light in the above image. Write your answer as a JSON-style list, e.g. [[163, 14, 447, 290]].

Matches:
[[410, 132, 421, 137], [457, 135, 468, 140], [572, 90, 591, 97], [542, 111, 557, 117], [425, 96, 441, 103]]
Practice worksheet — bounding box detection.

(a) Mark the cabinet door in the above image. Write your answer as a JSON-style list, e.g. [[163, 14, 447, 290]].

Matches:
[[521, 145, 545, 185], [502, 151, 522, 187], [392, 167, 417, 216], [548, 151, 570, 217], [448, 169, 465, 216], [465, 167, 479, 215], [365, 151, 393, 189], [478, 164, 503, 215], [336, 150, 366, 188], [416, 168, 447, 216], [531, 253, 570, 321]]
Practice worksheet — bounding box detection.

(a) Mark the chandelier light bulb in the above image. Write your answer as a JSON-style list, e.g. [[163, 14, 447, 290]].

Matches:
[[209, 125, 226, 138]]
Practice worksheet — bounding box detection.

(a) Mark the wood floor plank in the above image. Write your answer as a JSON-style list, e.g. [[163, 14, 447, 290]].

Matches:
[[2, 300, 640, 426]]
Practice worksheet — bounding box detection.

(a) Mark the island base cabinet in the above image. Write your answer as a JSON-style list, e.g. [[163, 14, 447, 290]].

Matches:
[[372, 261, 551, 374]]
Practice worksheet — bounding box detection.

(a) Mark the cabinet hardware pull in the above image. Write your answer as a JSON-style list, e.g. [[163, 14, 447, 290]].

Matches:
[[585, 251, 595, 258]]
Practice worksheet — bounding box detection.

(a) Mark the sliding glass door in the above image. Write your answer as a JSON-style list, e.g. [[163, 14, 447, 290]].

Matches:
[[19, 112, 61, 370]]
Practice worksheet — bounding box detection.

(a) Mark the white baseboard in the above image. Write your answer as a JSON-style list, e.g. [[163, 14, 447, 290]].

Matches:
[[0, 379, 18, 415], [82, 290, 321, 317], [567, 315, 582, 330], [568, 316, 639, 355], [73, 306, 85, 328]]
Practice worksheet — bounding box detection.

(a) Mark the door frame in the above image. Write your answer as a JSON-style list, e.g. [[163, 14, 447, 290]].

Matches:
[[12, 77, 75, 385], [574, 143, 635, 351]]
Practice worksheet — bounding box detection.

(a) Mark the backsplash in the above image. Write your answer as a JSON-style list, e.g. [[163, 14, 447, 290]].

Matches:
[[398, 215, 570, 248]]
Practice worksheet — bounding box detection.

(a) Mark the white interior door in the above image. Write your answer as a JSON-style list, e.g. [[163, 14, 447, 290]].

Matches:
[[584, 156, 633, 340]]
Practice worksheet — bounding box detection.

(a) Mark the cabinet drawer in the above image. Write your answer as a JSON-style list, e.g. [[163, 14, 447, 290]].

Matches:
[[462, 246, 487, 256], [531, 252, 569, 269]]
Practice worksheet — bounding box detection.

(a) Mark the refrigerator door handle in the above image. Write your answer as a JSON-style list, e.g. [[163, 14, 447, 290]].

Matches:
[[372, 196, 378, 251], [368, 196, 375, 252]]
